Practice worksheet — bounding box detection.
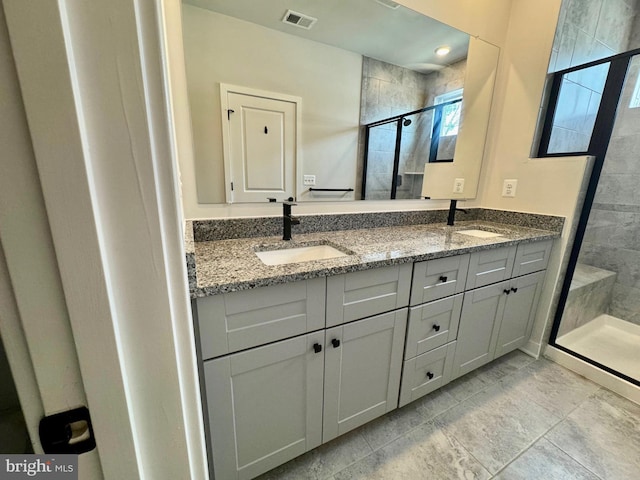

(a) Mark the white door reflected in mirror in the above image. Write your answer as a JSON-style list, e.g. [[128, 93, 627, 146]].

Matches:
[[220, 84, 300, 203]]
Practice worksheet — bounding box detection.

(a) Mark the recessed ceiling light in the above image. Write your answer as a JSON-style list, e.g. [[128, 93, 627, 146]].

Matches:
[[435, 46, 451, 57]]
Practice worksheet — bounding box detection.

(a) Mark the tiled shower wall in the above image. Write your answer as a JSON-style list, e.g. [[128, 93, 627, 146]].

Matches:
[[579, 58, 640, 325], [358, 57, 465, 199], [547, 0, 639, 153]]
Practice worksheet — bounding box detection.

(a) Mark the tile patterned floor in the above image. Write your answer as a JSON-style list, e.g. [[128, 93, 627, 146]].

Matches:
[[257, 351, 640, 480]]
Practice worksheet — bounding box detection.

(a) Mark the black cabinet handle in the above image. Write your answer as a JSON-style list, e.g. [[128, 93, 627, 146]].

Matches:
[[511, 287, 518, 293], [503, 289, 511, 295], [433, 324, 441, 332], [439, 275, 448, 282], [331, 338, 341, 348], [313, 343, 322, 353], [426, 372, 434, 380]]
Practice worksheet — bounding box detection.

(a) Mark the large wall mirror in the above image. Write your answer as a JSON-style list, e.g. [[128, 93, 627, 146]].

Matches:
[[182, 0, 499, 204]]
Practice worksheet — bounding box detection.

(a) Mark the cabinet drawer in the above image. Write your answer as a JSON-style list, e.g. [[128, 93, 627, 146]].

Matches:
[[326, 263, 412, 327], [195, 277, 326, 360], [406, 294, 462, 359], [466, 245, 517, 289], [398, 341, 456, 408], [512, 239, 553, 277], [410, 254, 469, 306]]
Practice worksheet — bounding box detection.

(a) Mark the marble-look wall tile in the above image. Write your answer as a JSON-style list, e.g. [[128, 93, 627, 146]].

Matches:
[[555, 22, 579, 71], [593, 173, 640, 205], [595, 0, 636, 51], [582, 208, 640, 249], [580, 242, 640, 288], [548, 125, 590, 153], [609, 282, 640, 325], [601, 134, 640, 174], [554, 79, 594, 128], [567, 43, 611, 93], [566, 0, 604, 37], [558, 274, 615, 336]]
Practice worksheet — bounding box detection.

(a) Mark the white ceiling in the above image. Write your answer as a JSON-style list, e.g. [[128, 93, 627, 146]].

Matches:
[[182, 0, 469, 73]]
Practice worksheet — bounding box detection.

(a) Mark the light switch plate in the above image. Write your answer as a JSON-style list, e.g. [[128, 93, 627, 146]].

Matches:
[[303, 175, 316, 186], [453, 178, 465, 194], [502, 179, 517, 197]]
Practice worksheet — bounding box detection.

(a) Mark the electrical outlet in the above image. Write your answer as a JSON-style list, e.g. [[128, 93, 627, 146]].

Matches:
[[502, 179, 517, 197], [453, 178, 465, 194], [303, 175, 316, 186]]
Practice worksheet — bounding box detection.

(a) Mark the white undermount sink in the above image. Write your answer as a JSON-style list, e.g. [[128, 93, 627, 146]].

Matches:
[[255, 244, 350, 266], [456, 229, 504, 239]]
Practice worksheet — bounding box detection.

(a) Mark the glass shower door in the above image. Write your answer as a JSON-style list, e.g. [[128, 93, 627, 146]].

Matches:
[[551, 54, 640, 385]]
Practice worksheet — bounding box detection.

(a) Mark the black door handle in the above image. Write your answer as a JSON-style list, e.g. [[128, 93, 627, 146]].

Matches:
[[426, 372, 434, 380], [331, 338, 341, 348], [439, 275, 448, 282], [511, 287, 518, 293], [503, 289, 511, 295], [433, 324, 441, 332], [313, 343, 322, 353]]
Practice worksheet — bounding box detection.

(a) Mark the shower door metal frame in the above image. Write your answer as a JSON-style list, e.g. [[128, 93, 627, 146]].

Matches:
[[542, 49, 640, 387], [361, 99, 461, 200]]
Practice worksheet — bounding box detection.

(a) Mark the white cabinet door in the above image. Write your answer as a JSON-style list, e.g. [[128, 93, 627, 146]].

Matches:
[[452, 281, 509, 379], [205, 332, 325, 480], [322, 309, 407, 443], [495, 271, 545, 357]]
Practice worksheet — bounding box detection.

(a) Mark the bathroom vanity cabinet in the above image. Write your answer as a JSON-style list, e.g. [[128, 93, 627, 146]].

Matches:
[[194, 238, 553, 480]]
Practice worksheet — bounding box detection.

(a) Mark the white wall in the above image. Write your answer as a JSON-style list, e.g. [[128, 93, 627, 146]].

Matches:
[[182, 5, 362, 205], [476, 0, 592, 353]]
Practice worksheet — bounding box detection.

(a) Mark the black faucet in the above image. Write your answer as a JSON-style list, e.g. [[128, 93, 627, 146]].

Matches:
[[283, 202, 300, 241], [447, 199, 468, 226]]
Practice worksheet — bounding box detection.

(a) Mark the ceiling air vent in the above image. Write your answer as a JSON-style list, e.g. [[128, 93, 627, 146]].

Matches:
[[282, 9, 317, 30]]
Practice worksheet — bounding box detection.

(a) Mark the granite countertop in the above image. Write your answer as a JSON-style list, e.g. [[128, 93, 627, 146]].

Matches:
[[190, 220, 560, 298]]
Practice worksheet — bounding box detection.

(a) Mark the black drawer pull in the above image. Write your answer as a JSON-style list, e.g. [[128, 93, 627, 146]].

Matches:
[[439, 275, 448, 282], [511, 287, 518, 293], [503, 289, 511, 295], [426, 372, 434, 380], [331, 338, 341, 348], [313, 343, 322, 353], [433, 324, 441, 332]]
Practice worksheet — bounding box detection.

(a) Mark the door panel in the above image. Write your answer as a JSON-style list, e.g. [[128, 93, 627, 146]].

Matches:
[[226, 91, 297, 203], [205, 332, 324, 480], [322, 310, 407, 443], [495, 272, 545, 356], [452, 281, 508, 379]]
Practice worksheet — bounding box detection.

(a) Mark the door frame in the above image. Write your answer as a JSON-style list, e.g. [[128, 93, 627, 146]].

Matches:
[[2, 0, 208, 478], [220, 83, 302, 203]]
